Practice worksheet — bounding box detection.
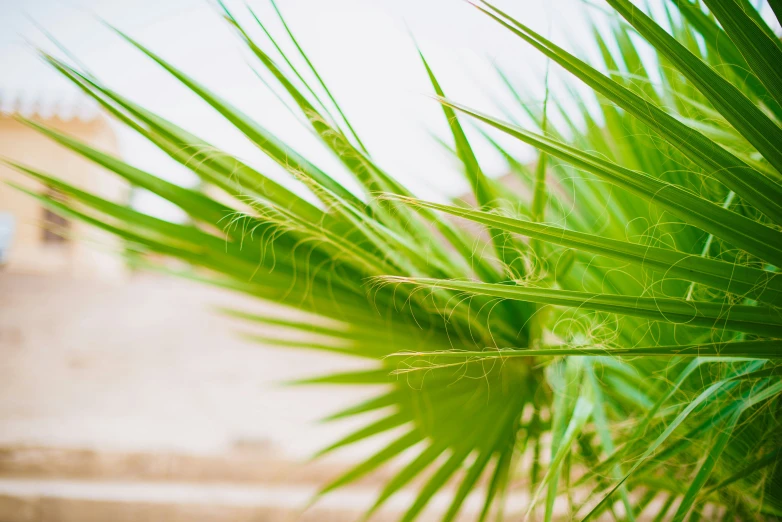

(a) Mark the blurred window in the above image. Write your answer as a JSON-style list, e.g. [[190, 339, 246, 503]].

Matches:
[[42, 188, 69, 244]]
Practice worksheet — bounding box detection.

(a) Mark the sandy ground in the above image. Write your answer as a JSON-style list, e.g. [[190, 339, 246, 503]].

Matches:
[[0, 271, 383, 460]]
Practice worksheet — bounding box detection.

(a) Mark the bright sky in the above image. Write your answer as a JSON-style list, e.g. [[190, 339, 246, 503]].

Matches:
[[1, 0, 603, 219]]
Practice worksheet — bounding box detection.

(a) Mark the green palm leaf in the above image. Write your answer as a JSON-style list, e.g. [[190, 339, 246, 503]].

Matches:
[[10, 0, 782, 519]]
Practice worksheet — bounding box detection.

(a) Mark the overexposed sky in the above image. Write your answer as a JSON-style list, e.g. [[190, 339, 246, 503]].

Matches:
[[1, 0, 605, 218]]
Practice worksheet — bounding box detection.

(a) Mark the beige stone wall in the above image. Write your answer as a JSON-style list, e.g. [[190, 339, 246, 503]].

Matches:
[[0, 115, 127, 281]]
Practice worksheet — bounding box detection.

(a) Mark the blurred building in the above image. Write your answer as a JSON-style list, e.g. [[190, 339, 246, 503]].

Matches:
[[0, 89, 127, 280]]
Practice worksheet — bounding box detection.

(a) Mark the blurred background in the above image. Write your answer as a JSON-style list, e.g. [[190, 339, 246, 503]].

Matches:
[[0, 0, 601, 520]]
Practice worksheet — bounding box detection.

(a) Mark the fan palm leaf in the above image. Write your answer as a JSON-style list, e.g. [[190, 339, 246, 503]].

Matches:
[[9, 0, 782, 519]]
